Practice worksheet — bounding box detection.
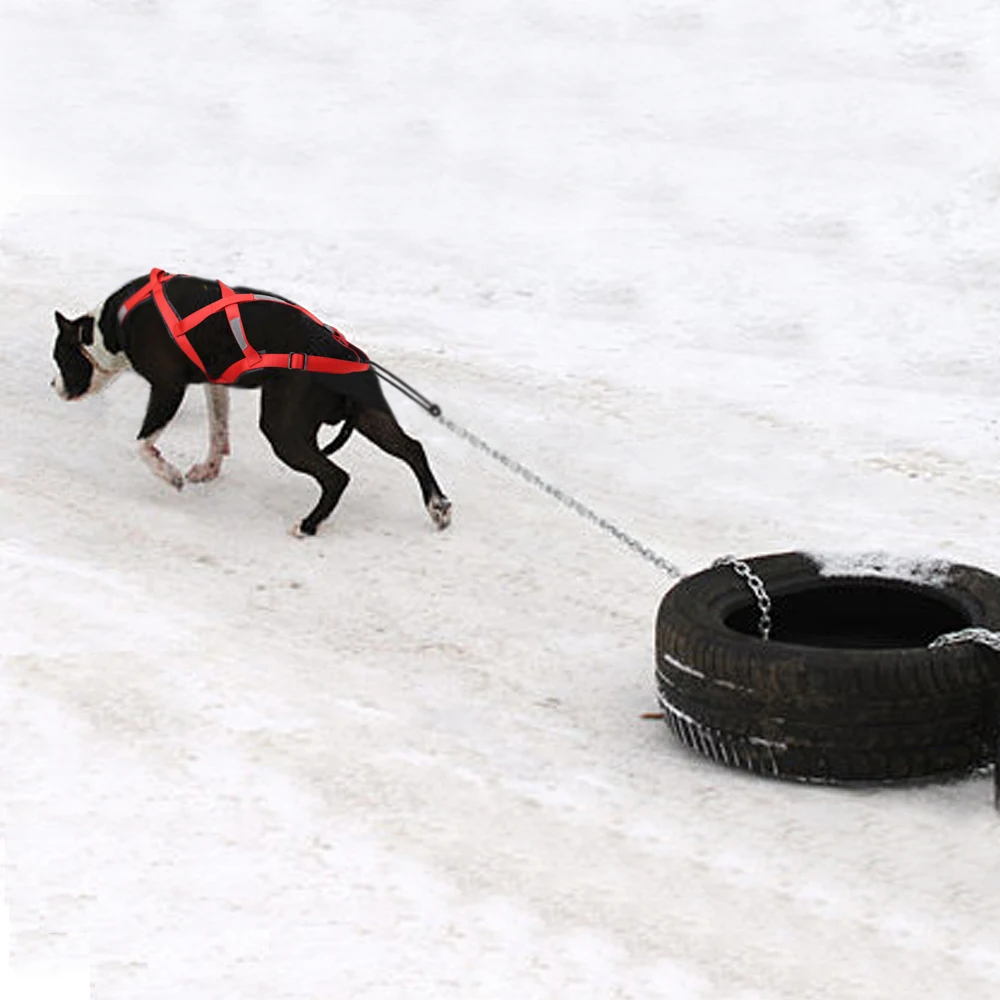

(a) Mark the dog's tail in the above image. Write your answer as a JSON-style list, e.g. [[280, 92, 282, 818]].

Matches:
[[321, 417, 355, 455]]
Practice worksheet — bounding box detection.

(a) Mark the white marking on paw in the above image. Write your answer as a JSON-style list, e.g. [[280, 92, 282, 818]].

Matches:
[[138, 433, 184, 491], [288, 521, 307, 538], [428, 496, 452, 530], [185, 384, 231, 482], [185, 459, 222, 483], [205, 384, 231, 454]]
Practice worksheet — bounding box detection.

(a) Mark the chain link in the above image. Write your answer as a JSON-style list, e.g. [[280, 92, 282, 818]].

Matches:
[[370, 363, 683, 578], [436, 415, 683, 578], [929, 627, 1000, 653], [714, 555, 772, 640]]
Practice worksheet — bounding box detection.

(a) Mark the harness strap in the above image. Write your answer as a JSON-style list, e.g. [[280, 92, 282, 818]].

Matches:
[[117, 268, 369, 384], [215, 351, 369, 384], [218, 281, 262, 368]]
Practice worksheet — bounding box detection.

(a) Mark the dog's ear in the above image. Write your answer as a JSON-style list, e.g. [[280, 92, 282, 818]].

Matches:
[[54, 311, 95, 345]]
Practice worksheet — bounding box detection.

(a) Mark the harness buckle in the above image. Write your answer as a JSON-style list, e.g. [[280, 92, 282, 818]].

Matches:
[[288, 353, 306, 371]]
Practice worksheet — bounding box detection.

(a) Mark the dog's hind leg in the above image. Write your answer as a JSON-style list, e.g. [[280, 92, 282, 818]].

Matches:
[[187, 384, 230, 483], [260, 383, 350, 536], [354, 407, 452, 529], [137, 383, 187, 490]]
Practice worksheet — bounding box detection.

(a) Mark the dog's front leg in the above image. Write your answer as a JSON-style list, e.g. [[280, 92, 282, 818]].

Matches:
[[186, 384, 230, 483], [137, 383, 187, 490]]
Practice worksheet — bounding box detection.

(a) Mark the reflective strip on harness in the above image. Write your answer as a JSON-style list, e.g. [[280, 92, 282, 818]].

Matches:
[[229, 314, 248, 349], [116, 268, 369, 384]]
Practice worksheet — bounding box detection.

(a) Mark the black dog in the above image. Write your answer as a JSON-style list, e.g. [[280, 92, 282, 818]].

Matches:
[[51, 271, 452, 536]]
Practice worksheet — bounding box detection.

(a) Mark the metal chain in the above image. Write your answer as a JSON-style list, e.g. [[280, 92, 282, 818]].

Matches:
[[436, 414, 684, 578], [370, 361, 683, 577], [379, 351, 1000, 817], [714, 556, 772, 640], [929, 627, 1000, 653]]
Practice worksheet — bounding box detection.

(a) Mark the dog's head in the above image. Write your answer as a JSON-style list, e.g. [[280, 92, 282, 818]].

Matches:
[[51, 308, 128, 400]]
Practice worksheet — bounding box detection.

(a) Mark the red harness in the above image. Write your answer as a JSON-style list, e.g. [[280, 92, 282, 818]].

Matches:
[[116, 268, 370, 384]]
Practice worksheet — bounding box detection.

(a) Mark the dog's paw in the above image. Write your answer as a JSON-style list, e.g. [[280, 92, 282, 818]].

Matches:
[[139, 441, 184, 492], [186, 459, 222, 483], [288, 521, 317, 538], [428, 496, 452, 530], [156, 463, 184, 491]]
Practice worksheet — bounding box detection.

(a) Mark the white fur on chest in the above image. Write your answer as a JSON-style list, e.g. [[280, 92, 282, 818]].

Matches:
[[82, 301, 131, 392]]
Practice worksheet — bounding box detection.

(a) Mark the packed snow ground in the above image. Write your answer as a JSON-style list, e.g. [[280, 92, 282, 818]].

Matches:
[[4, 1, 1000, 997]]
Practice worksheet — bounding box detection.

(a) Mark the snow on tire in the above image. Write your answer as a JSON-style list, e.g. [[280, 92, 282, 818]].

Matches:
[[654, 551, 1000, 783]]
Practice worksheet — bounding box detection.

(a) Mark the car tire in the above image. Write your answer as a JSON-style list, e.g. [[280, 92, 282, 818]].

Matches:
[[654, 552, 1000, 783]]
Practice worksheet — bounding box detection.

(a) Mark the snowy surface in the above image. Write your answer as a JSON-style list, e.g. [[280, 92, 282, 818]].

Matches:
[[4, 1, 1000, 997], [810, 551, 954, 585]]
